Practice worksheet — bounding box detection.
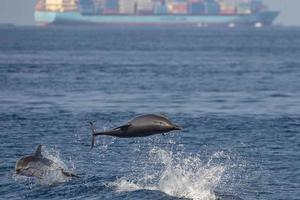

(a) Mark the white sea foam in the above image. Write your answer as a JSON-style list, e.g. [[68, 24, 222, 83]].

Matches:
[[110, 147, 229, 200], [40, 147, 77, 185]]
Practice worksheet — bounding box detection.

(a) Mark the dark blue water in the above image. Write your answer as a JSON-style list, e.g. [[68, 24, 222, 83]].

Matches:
[[0, 26, 299, 200]]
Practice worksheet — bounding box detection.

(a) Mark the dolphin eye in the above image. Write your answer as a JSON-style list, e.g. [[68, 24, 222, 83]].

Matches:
[[154, 121, 163, 125], [159, 122, 167, 126]]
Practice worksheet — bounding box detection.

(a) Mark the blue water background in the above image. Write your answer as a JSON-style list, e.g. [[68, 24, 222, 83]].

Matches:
[[0, 26, 300, 200]]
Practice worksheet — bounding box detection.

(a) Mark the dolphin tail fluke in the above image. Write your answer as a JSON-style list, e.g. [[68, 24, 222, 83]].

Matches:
[[90, 121, 97, 149]]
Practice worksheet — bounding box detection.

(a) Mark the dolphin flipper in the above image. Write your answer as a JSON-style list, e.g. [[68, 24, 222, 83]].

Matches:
[[113, 124, 131, 131], [60, 169, 80, 178]]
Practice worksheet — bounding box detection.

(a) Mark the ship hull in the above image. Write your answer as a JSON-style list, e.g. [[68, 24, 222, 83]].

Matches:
[[35, 11, 279, 27]]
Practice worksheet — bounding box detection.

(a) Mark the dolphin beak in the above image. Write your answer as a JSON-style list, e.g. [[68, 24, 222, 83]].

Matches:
[[173, 125, 182, 130]]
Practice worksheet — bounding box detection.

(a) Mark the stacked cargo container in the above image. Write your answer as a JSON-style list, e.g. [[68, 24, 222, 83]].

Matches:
[[161, 0, 221, 15], [218, 0, 259, 15], [136, 0, 153, 14], [153, 0, 168, 14], [118, 0, 154, 15], [103, 0, 119, 14], [167, 0, 188, 14], [119, 0, 138, 14], [78, 0, 98, 14], [236, 2, 251, 14], [203, 0, 220, 14], [188, 1, 206, 15], [39, 0, 269, 16], [93, 0, 106, 11], [218, 0, 236, 15]]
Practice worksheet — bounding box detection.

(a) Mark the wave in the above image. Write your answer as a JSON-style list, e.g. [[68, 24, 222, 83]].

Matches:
[[109, 147, 230, 200]]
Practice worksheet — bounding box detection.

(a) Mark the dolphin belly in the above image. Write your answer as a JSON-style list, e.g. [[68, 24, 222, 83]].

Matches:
[[121, 127, 164, 137]]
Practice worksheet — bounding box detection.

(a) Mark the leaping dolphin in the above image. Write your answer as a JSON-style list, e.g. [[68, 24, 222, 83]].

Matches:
[[15, 145, 78, 179], [90, 114, 182, 148]]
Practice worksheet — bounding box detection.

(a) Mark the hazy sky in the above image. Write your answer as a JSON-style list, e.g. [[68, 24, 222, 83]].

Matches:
[[0, 0, 299, 26]]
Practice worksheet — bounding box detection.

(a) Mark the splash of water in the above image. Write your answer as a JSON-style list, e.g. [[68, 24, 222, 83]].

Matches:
[[110, 147, 228, 200], [14, 147, 76, 186]]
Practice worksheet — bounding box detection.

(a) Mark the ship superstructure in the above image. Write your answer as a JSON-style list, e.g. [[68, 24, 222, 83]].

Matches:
[[35, 0, 279, 27], [35, 0, 77, 12]]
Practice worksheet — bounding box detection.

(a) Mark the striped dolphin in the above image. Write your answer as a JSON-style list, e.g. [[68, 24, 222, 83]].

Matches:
[[15, 145, 78, 179]]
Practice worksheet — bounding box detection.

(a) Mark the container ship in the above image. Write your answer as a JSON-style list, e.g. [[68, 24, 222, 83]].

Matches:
[[35, 0, 279, 27]]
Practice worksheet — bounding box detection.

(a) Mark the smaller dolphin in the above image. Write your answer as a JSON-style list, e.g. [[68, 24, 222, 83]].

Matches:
[[90, 114, 182, 148], [15, 145, 78, 179]]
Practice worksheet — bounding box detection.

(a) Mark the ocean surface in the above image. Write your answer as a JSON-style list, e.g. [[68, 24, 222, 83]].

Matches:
[[0, 26, 299, 200]]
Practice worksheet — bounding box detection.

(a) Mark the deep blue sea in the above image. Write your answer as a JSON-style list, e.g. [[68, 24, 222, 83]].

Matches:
[[0, 26, 299, 200]]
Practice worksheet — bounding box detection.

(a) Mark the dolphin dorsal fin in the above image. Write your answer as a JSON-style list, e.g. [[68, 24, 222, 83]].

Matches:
[[34, 144, 43, 157]]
